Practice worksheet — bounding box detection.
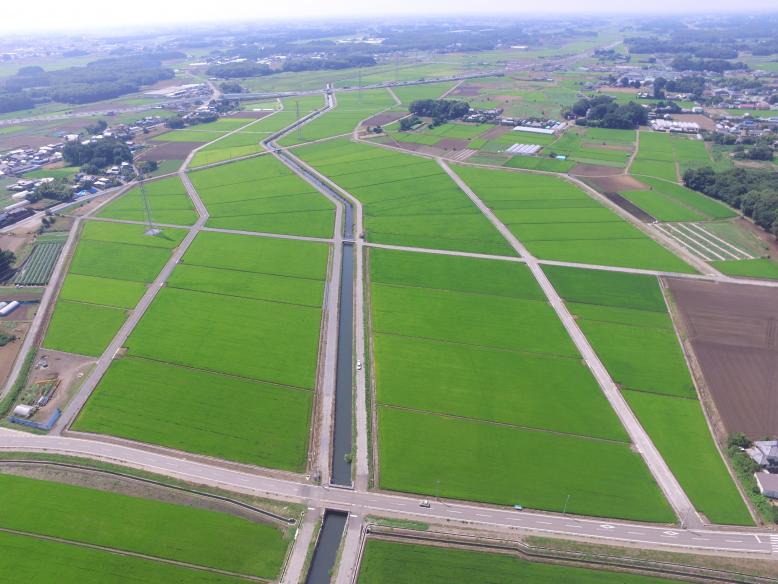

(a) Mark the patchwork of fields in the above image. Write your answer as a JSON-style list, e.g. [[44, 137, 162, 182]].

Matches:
[[98, 175, 198, 226], [358, 540, 683, 584], [370, 248, 673, 522], [451, 164, 695, 272], [189, 95, 324, 167], [278, 89, 395, 147], [154, 117, 253, 144], [544, 266, 753, 525], [0, 473, 290, 583], [295, 138, 514, 254], [189, 154, 335, 237], [75, 232, 329, 471], [43, 221, 187, 357]]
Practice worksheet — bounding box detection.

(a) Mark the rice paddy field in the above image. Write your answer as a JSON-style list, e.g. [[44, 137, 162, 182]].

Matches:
[[543, 266, 753, 525], [153, 117, 252, 143], [358, 540, 683, 584], [451, 165, 695, 272], [189, 95, 324, 167], [189, 154, 335, 237], [278, 88, 395, 147], [43, 221, 187, 357], [97, 175, 198, 226], [711, 258, 778, 280], [542, 127, 634, 167], [294, 138, 514, 254], [0, 473, 289, 583], [370, 248, 673, 522], [75, 232, 329, 471], [620, 176, 736, 223], [631, 132, 713, 182], [391, 81, 457, 103]]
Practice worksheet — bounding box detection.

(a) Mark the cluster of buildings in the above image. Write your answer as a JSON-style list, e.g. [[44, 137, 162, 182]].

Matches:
[[748, 441, 778, 499], [511, 118, 565, 134], [649, 118, 702, 133], [0, 144, 65, 178], [463, 107, 503, 123]]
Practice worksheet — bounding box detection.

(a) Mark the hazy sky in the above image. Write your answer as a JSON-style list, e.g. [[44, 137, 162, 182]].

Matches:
[[4, 0, 778, 34]]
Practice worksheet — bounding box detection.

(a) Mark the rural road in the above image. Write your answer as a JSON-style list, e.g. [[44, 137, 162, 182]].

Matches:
[[438, 158, 701, 527], [0, 427, 772, 556]]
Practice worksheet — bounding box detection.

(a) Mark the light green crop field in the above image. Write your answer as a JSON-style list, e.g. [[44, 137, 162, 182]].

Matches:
[[633, 177, 736, 220], [0, 474, 289, 580], [545, 129, 632, 167], [294, 138, 514, 254], [190, 154, 335, 237], [154, 117, 252, 143], [632, 132, 714, 182], [279, 88, 395, 146], [358, 540, 682, 584], [43, 222, 186, 356], [452, 165, 695, 272], [369, 249, 670, 521], [379, 408, 673, 521], [505, 155, 576, 172], [624, 391, 753, 525], [77, 233, 328, 469], [544, 265, 750, 524], [391, 81, 457, 103], [712, 258, 778, 280], [189, 95, 324, 167], [620, 189, 706, 222], [75, 357, 313, 470], [97, 175, 198, 225]]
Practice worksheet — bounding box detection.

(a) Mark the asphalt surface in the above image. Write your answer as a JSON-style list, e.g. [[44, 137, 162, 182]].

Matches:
[[0, 428, 771, 556]]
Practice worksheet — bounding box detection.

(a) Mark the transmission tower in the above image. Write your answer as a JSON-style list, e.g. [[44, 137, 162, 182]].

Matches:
[[296, 100, 304, 141], [138, 174, 161, 236]]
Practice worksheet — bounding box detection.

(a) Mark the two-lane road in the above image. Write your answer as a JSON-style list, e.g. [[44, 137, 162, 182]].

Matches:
[[0, 428, 771, 556]]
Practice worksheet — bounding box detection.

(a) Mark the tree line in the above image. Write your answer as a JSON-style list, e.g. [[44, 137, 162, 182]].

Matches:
[[408, 99, 469, 127], [569, 96, 648, 130], [684, 167, 778, 236], [62, 137, 132, 174], [206, 54, 377, 79]]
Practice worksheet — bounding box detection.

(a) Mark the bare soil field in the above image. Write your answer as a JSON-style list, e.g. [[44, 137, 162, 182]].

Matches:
[[364, 112, 406, 127], [584, 174, 648, 192], [26, 349, 94, 422], [437, 138, 469, 150], [137, 141, 201, 161], [570, 163, 626, 177], [450, 85, 482, 96], [0, 322, 29, 384], [482, 125, 510, 140], [601, 192, 656, 223], [667, 277, 778, 438]]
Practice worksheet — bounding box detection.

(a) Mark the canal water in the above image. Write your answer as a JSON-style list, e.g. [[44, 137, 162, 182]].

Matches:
[[304, 510, 348, 584]]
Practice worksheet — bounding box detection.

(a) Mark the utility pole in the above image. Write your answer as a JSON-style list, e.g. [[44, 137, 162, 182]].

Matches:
[[137, 171, 160, 236]]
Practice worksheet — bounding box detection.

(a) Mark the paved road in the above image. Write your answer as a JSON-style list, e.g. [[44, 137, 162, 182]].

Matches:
[[438, 159, 701, 527], [0, 428, 770, 555], [281, 507, 321, 584]]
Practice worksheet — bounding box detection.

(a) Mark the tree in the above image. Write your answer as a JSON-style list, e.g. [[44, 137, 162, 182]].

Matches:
[[0, 250, 15, 273], [653, 77, 667, 100], [137, 160, 158, 175], [87, 120, 108, 135], [408, 99, 469, 122]]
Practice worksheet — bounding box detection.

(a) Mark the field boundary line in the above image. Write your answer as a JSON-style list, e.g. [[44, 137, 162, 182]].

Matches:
[[376, 403, 631, 445], [440, 158, 700, 526], [0, 525, 268, 582]]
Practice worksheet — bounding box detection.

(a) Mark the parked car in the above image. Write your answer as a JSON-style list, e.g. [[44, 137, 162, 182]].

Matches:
[[419, 500, 431, 508]]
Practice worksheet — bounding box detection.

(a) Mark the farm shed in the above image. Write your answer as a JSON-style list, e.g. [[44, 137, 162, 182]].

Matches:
[[12, 404, 34, 418], [755, 473, 778, 499]]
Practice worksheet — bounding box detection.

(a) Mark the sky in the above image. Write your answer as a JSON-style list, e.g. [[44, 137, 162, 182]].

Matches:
[[4, 0, 778, 34]]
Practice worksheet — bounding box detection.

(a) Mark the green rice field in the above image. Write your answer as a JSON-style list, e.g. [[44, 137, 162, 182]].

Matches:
[[97, 175, 198, 225], [189, 95, 324, 167], [189, 154, 335, 237], [43, 222, 186, 356], [153, 117, 252, 143], [294, 138, 514, 254], [452, 165, 695, 272], [76, 232, 328, 471], [620, 176, 735, 222], [370, 248, 672, 522], [391, 81, 457, 103], [278, 88, 395, 146], [631, 132, 713, 182], [358, 540, 683, 584], [0, 473, 289, 582], [544, 265, 752, 525], [712, 258, 778, 280]]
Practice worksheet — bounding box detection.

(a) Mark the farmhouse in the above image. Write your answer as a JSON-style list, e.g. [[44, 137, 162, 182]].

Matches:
[[747, 440, 778, 472], [755, 472, 778, 500]]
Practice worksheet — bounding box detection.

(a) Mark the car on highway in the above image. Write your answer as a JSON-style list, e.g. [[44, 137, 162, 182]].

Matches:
[[356, 360, 362, 371], [513, 504, 523, 511], [419, 500, 430, 508]]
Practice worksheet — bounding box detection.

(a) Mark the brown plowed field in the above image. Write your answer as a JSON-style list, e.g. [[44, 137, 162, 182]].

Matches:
[[585, 174, 648, 192], [363, 112, 405, 126], [137, 141, 201, 161], [667, 278, 778, 438], [570, 163, 625, 177]]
